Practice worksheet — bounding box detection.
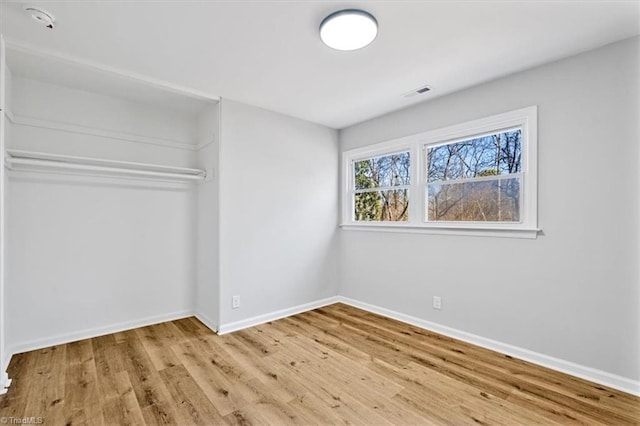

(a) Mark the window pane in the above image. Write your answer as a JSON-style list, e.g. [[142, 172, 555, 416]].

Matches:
[[355, 189, 409, 222], [427, 177, 520, 222], [427, 129, 521, 182], [354, 151, 410, 190]]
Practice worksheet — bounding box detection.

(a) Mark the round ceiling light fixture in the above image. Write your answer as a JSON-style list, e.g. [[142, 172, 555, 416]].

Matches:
[[24, 6, 56, 29], [320, 9, 377, 51]]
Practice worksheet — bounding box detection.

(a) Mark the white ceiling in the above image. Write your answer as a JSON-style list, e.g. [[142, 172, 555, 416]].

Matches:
[[1, 1, 638, 129]]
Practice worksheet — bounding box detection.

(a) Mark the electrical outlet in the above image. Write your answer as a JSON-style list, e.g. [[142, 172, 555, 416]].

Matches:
[[433, 296, 442, 310], [232, 295, 240, 309]]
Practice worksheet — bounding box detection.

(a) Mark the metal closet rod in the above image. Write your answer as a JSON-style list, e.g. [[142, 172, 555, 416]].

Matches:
[[4, 150, 206, 182]]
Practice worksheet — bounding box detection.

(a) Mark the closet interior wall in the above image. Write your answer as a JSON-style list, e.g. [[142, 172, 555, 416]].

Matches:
[[0, 45, 219, 367], [0, 36, 8, 392], [195, 103, 220, 331]]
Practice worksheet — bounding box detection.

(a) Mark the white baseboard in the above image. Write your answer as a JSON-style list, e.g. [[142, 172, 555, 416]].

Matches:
[[217, 296, 340, 335], [1, 349, 12, 395], [1, 350, 10, 378], [7, 309, 193, 358], [194, 310, 218, 333], [337, 296, 640, 397], [0, 371, 11, 395]]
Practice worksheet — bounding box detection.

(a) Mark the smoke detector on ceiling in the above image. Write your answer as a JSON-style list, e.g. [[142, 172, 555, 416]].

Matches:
[[24, 6, 55, 29]]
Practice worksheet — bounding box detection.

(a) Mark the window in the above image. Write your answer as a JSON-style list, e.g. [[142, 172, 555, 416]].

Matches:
[[342, 106, 538, 238], [426, 129, 522, 222], [353, 151, 410, 222]]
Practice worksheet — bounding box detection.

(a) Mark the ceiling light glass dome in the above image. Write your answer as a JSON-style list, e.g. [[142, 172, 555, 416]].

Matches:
[[320, 9, 378, 51]]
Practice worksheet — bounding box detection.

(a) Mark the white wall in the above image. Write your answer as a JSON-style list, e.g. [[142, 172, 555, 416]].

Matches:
[[8, 77, 197, 167], [4, 76, 202, 354], [0, 112, 6, 385], [11, 77, 198, 148], [195, 103, 220, 330], [218, 99, 339, 329], [339, 37, 639, 382], [6, 176, 196, 351], [0, 37, 8, 389]]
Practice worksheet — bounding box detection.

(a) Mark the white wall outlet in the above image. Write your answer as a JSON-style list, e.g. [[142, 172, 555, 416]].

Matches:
[[232, 295, 241, 309], [433, 296, 442, 310]]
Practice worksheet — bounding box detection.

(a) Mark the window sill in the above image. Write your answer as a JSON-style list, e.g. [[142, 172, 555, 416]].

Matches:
[[339, 223, 541, 239]]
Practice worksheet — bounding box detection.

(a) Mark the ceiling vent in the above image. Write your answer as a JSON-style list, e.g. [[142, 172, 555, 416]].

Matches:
[[403, 85, 431, 98]]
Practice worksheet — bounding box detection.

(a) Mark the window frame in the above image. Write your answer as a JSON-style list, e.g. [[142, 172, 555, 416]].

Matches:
[[341, 106, 539, 239]]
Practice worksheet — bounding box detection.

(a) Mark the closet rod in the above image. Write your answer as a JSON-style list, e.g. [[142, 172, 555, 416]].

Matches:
[[5, 151, 206, 182]]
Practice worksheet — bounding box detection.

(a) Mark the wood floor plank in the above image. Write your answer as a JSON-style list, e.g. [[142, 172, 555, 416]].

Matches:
[[62, 340, 104, 426], [159, 364, 225, 425], [219, 377, 317, 426], [267, 327, 404, 399], [1, 303, 638, 425], [115, 331, 180, 425], [171, 317, 214, 342], [0, 352, 37, 420], [100, 371, 148, 426], [403, 360, 560, 425], [21, 345, 67, 425], [92, 334, 127, 401], [234, 328, 281, 358], [301, 310, 413, 369], [170, 339, 250, 417], [215, 333, 301, 404], [507, 369, 640, 418], [286, 392, 354, 426], [266, 347, 427, 425], [505, 388, 609, 425], [136, 324, 181, 371], [278, 315, 373, 364]]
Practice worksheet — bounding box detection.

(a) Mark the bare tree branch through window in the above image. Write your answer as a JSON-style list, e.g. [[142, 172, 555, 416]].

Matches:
[[426, 129, 522, 222], [353, 152, 410, 221]]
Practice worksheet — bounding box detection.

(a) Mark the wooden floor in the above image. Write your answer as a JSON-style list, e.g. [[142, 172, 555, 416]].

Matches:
[[1, 304, 638, 425]]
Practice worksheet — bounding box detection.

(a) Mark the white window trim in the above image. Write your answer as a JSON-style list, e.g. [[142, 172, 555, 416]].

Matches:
[[341, 106, 540, 239]]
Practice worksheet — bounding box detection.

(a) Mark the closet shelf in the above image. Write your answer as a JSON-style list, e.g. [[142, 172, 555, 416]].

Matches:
[[4, 150, 206, 182]]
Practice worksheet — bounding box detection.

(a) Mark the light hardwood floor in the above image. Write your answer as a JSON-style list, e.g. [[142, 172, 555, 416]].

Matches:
[[1, 303, 638, 425]]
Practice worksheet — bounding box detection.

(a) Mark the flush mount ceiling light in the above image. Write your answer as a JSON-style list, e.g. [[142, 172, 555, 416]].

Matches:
[[24, 6, 55, 29], [320, 9, 377, 51]]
